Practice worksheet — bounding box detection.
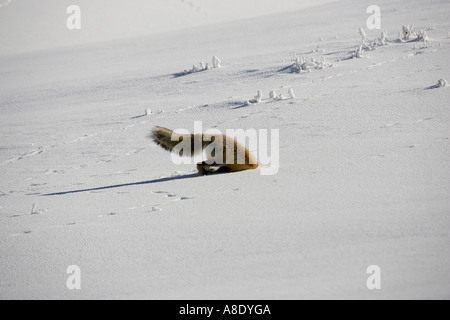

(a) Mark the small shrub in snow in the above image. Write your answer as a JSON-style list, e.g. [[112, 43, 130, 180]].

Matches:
[[248, 88, 297, 104], [358, 28, 389, 49], [377, 31, 388, 46], [416, 30, 429, 43], [276, 94, 285, 101], [359, 28, 369, 42], [250, 90, 263, 103], [31, 203, 47, 215], [310, 46, 325, 54], [288, 88, 296, 99], [147, 109, 163, 115], [354, 45, 364, 58], [212, 56, 221, 68], [437, 79, 448, 87], [245, 91, 263, 105], [398, 25, 429, 45], [402, 25, 414, 41], [287, 56, 333, 73], [269, 90, 277, 99], [427, 79, 448, 89], [175, 56, 222, 77], [359, 28, 376, 50], [275, 89, 294, 101]]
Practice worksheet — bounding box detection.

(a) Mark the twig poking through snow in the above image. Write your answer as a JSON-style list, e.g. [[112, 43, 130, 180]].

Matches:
[[175, 56, 221, 77], [378, 31, 388, 46], [437, 79, 448, 88], [246, 91, 263, 105], [358, 27, 390, 50], [359, 28, 369, 42], [288, 88, 296, 99], [285, 56, 333, 74], [403, 25, 412, 40], [269, 90, 277, 99], [416, 30, 429, 43], [212, 56, 221, 68], [426, 79, 448, 90], [30, 203, 48, 215], [399, 25, 429, 45], [354, 45, 364, 58], [250, 91, 263, 103], [276, 93, 285, 101]]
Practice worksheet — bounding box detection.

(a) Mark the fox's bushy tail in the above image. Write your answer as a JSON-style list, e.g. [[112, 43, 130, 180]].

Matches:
[[149, 126, 197, 157]]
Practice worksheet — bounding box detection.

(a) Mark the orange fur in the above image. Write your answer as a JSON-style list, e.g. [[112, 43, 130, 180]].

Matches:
[[150, 126, 258, 175]]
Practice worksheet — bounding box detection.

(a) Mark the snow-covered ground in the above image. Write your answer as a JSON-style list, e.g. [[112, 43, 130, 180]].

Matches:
[[0, 0, 337, 56], [1, 0, 450, 299]]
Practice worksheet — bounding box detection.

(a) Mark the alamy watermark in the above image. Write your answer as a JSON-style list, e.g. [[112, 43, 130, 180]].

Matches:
[[366, 265, 381, 290], [66, 265, 81, 290], [366, 5, 381, 30], [66, 5, 81, 30], [168, 121, 279, 176]]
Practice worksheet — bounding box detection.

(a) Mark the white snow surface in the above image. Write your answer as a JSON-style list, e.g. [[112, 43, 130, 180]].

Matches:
[[0, 0, 337, 56], [1, 0, 450, 299]]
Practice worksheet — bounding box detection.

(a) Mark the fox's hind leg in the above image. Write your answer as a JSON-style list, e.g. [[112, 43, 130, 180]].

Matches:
[[197, 162, 223, 175], [197, 161, 256, 175]]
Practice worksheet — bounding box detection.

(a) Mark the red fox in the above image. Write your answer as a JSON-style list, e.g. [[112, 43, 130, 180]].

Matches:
[[150, 126, 258, 175]]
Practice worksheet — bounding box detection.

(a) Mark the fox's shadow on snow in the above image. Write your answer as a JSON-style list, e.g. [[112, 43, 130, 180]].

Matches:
[[42, 173, 200, 196]]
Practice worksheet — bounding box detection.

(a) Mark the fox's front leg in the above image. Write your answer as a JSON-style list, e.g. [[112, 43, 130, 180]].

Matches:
[[197, 162, 207, 175], [196, 161, 222, 175]]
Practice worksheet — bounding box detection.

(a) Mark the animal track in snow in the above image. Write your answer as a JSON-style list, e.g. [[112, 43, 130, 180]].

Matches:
[[417, 118, 433, 123], [380, 122, 400, 129], [149, 206, 163, 212], [71, 133, 97, 143], [2, 148, 44, 166], [10, 230, 33, 237], [97, 211, 120, 218], [126, 148, 145, 156], [152, 191, 169, 195], [152, 189, 194, 202]]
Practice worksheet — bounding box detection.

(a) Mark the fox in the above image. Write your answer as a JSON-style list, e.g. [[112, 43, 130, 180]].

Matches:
[[149, 126, 258, 175]]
